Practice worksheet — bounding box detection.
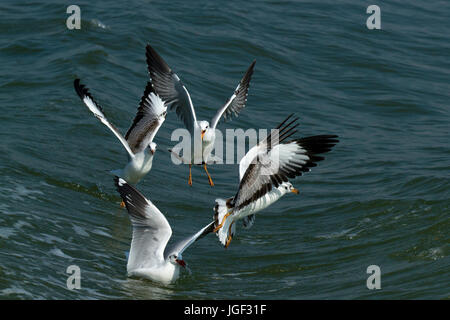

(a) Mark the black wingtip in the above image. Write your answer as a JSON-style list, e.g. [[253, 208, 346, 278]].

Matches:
[[114, 176, 147, 199], [294, 135, 340, 156], [198, 221, 215, 240], [141, 81, 156, 99], [136, 81, 156, 109], [145, 43, 172, 74], [275, 113, 296, 129], [73, 78, 106, 114], [266, 113, 299, 146], [73, 78, 84, 99], [113, 175, 124, 194], [114, 176, 131, 195], [244, 60, 256, 80], [113, 176, 126, 206], [113, 176, 152, 221]]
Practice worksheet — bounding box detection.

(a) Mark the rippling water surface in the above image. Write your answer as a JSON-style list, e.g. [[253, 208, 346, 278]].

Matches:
[[0, 1, 448, 299]]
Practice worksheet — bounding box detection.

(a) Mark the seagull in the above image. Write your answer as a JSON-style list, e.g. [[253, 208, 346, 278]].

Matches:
[[145, 44, 256, 187], [74, 79, 167, 203], [212, 114, 339, 248], [114, 176, 214, 284]]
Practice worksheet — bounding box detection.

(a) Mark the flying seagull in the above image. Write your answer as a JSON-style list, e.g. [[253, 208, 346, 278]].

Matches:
[[145, 43, 256, 187], [74, 79, 167, 204], [114, 177, 214, 283], [213, 114, 339, 248]]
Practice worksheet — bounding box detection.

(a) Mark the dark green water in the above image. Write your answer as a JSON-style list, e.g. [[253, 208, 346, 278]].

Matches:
[[0, 1, 448, 299]]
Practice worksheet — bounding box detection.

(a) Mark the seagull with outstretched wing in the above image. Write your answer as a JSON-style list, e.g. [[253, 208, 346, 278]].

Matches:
[[212, 114, 339, 248], [74, 78, 167, 205], [114, 177, 214, 283], [145, 44, 256, 187]]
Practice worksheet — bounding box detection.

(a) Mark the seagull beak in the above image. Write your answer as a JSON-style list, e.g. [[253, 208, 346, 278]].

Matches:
[[176, 259, 186, 268], [201, 130, 206, 141], [150, 148, 155, 155], [291, 188, 299, 194]]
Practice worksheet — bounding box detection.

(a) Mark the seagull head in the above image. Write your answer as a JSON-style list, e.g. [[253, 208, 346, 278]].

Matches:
[[149, 142, 157, 155], [169, 254, 186, 268], [283, 182, 299, 195], [199, 121, 210, 141]]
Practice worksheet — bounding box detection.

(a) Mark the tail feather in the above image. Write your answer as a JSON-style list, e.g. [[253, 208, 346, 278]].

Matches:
[[213, 198, 235, 247]]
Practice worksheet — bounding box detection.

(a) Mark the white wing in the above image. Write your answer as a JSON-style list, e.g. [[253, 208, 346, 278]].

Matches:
[[239, 114, 298, 180], [114, 177, 172, 270], [74, 79, 135, 158], [164, 221, 214, 258], [145, 44, 197, 133], [210, 60, 256, 129], [234, 116, 339, 210], [124, 82, 167, 154], [239, 143, 260, 181]]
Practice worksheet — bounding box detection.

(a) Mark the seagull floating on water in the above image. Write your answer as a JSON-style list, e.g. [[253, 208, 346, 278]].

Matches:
[[114, 177, 214, 283], [145, 44, 256, 187], [74, 79, 167, 194], [213, 114, 339, 248]]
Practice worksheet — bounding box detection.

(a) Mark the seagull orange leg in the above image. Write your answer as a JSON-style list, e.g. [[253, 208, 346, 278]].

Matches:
[[120, 201, 125, 208], [213, 211, 232, 233], [224, 221, 235, 248], [203, 163, 214, 186], [188, 164, 192, 186]]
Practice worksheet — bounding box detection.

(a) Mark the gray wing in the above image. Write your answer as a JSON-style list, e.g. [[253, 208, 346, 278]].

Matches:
[[124, 82, 167, 154], [114, 177, 172, 270], [210, 60, 256, 129], [145, 44, 197, 133], [234, 116, 339, 210], [74, 79, 135, 158], [164, 221, 214, 258]]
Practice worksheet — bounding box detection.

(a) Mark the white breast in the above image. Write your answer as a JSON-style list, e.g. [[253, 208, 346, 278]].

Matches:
[[122, 151, 154, 184], [234, 184, 287, 221], [191, 127, 215, 164], [128, 263, 180, 284]]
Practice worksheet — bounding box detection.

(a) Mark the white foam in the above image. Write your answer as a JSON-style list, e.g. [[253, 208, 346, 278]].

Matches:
[[50, 248, 72, 259], [0, 227, 16, 239], [91, 19, 107, 29]]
